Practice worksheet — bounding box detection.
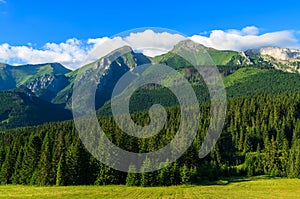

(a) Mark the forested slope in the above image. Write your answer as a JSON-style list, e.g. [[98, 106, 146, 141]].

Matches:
[[0, 93, 300, 186]]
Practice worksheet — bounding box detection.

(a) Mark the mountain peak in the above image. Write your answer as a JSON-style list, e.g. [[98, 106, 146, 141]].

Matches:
[[167, 39, 215, 66], [101, 45, 134, 65], [260, 47, 300, 60], [172, 39, 206, 52], [93, 45, 150, 71], [246, 47, 300, 61]]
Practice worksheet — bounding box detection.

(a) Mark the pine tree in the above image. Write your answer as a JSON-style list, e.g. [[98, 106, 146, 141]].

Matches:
[[280, 138, 289, 177], [169, 161, 180, 185], [295, 141, 300, 178], [19, 135, 42, 184], [189, 166, 197, 184], [243, 134, 252, 153], [56, 151, 66, 186], [0, 146, 5, 170], [157, 161, 171, 186], [11, 147, 24, 184], [51, 130, 65, 185], [36, 133, 52, 185], [0, 147, 14, 184], [180, 165, 191, 184], [64, 143, 78, 185], [95, 163, 118, 185], [140, 158, 155, 187], [0, 138, 21, 184], [295, 157, 300, 178], [126, 164, 139, 186]]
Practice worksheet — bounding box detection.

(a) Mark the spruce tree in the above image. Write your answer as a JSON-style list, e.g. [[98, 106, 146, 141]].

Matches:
[[95, 163, 118, 185], [180, 165, 191, 184], [126, 164, 139, 186], [19, 135, 42, 184], [56, 151, 66, 186], [140, 158, 155, 187], [36, 133, 52, 185], [11, 147, 24, 184], [0, 147, 14, 184], [157, 161, 171, 186]]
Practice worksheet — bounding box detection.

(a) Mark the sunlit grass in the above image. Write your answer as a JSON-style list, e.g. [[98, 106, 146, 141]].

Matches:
[[0, 177, 299, 199], [0, 177, 300, 199]]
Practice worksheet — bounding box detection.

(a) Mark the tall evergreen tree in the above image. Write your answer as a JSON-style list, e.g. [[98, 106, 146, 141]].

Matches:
[[140, 158, 156, 187], [0, 147, 14, 184], [11, 147, 24, 184], [126, 164, 140, 186], [19, 135, 42, 184], [56, 151, 67, 186], [36, 133, 52, 185]]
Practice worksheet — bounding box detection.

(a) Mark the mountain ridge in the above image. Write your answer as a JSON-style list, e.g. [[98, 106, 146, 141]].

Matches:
[[1, 42, 300, 129]]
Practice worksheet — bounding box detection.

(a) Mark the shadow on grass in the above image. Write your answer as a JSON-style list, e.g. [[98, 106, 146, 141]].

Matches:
[[194, 175, 275, 186]]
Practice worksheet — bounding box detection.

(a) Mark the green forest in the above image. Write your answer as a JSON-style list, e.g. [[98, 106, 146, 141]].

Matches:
[[0, 92, 300, 186]]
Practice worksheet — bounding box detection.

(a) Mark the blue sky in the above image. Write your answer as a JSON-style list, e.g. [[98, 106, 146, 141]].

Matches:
[[1, 0, 300, 44], [0, 0, 300, 69]]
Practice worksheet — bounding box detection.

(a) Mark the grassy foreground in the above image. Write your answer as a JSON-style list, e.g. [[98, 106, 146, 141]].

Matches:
[[0, 177, 300, 199]]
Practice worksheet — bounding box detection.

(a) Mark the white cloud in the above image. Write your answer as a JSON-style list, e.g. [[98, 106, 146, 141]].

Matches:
[[86, 36, 127, 62], [241, 26, 259, 35], [0, 38, 90, 70], [190, 26, 299, 51], [0, 0, 6, 3], [0, 27, 299, 70], [86, 30, 185, 59], [123, 30, 185, 57]]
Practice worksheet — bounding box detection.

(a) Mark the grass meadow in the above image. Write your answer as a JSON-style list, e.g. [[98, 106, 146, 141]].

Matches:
[[0, 176, 299, 199]]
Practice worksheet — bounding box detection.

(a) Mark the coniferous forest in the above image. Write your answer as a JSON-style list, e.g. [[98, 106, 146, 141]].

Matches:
[[0, 92, 300, 186]]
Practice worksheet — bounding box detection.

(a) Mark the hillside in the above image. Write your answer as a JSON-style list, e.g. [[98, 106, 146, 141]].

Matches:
[[0, 63, 70, 87], [0, 63, 71, 102], [0, 88, 72, 130], [224, 67, 300, 97], [0, 92, 300, 186], [1, 42, 300, 128], [98, 66, 300, 115], [53, 46, 151, 109]]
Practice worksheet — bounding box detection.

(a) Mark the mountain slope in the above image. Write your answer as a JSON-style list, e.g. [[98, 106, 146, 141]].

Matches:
[[224, 67, 300, 97], [1, 42, 300, 127], [53, 46, 151, 109], [153, 40, 252, 68], [0, 63, 70, 86], [98, 41, 300, 115], [0, 88, 72, 130], [0, 63, 71, 101], [98, 66, 300, 115]]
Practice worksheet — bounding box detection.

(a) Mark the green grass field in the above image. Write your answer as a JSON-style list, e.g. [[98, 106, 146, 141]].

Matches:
[[0, 177, 299, 199], [0, 177, 300, 199]]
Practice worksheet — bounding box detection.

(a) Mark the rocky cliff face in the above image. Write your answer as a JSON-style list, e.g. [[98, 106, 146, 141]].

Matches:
[[246, 47, 300, 61], [245, 47, 300, 73], [26, 74, 69, 102], [259, 47, 300, 61]]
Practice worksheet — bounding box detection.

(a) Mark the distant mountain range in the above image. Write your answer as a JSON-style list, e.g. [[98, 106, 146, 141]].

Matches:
[[1, 41, 300, 129], [0, 63, 70, 101]]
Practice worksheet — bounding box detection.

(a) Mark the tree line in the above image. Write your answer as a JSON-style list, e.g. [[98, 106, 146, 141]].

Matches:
[[0, 92, 300, 186]]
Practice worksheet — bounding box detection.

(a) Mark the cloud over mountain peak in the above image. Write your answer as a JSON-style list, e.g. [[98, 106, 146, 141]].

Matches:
[[0, 27, 299, 70]]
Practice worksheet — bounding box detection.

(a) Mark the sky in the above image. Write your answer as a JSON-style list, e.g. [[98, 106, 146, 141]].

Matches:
[[0, 0, 300, 69]]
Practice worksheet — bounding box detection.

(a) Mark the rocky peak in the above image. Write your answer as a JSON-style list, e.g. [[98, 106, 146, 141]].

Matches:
[[26, 74, 69, 102], [246, 47, 300, 61], [172, 39, 206, 52]]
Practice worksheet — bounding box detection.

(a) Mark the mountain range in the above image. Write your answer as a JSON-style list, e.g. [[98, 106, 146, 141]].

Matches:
[[1, 40, 300, 129]]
